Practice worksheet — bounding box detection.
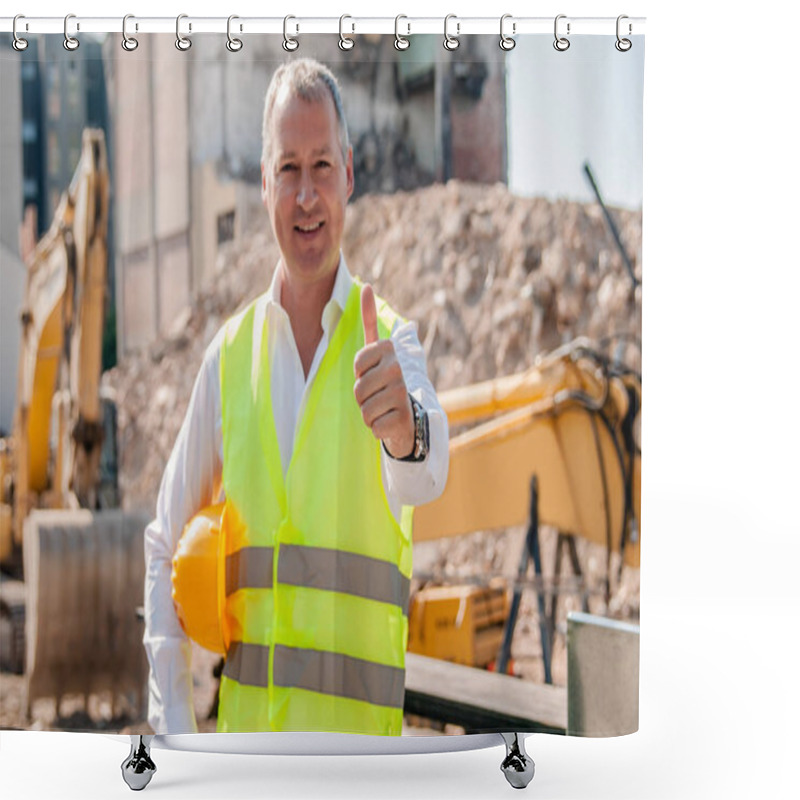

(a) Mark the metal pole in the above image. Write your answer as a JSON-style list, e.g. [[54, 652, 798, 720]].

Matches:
[[527, 477, 553, 684], [495, 476, 552, 683], [583, 161, 639, 288]]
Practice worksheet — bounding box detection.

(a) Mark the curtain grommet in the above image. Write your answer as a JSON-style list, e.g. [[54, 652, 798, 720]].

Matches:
[[499, 14, 516, 51], [12, 15, 29, 51], [394, 15, 410, 51], [554, 14, 570, 52], [63, 13, 80, 51], [176, 14, 192, 51], [339, 14, 354, 51], [443, 14, 460, 52], [615, 15, 632, 52], [283, 15, 299, 52], [226, 15, 243, 52], [121, 14, 139, 51]]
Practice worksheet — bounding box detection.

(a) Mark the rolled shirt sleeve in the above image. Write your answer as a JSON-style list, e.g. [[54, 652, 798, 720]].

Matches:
[[382, 319, 449, 512]]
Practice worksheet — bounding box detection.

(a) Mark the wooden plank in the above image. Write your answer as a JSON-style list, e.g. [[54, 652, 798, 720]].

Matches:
[[404, 653, 566, 734]]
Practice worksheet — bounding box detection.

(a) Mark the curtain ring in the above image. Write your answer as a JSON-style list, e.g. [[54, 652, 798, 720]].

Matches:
[[227, 15, 243, 52], [121, 14, 139, 51], [283, 15, 299, 52], [12, 15, 29, 52], [339, 15, 354, 51], [443, 14, 460, 51], [63, 13, 80, 51], [394, 15, 410, 51], [553, 14, 570, 51], [176, 14, 192, 51], [615, 15, 632, 52], [499, 14, 516, 51]]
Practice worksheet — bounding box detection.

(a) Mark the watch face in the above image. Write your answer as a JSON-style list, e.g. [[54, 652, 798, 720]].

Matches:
[[404, 396, 429, 461], [416, 403, 429, 459]]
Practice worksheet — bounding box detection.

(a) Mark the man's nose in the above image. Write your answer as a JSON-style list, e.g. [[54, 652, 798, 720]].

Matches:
[[296, 168, 317, 210]]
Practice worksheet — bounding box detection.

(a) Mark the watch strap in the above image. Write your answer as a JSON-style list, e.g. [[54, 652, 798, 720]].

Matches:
[[399, 395, 429, 462], [382, 395, 429, 462]]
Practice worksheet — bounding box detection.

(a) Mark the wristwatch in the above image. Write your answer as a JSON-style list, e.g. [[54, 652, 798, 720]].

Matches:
[[400, 394, 429, 462]]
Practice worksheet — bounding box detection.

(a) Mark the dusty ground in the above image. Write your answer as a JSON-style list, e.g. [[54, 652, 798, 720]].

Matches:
[[0, 180, 640, 734]]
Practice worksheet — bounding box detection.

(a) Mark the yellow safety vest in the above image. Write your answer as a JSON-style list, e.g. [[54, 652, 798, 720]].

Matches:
[[217, 280, 413, 734]]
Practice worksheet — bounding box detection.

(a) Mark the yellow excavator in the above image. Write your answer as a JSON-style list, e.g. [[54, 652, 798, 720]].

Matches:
[[0, 129, 149, 721]]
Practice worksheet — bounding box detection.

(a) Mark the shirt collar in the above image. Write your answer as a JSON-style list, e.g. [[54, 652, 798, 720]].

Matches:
[[265, 252, 354, 323], [329, 253, 355, 315]]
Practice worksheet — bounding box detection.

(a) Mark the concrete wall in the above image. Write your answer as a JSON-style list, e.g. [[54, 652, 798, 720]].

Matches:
[[189, 162, 237, 295], [0, 43, 25, 433], [108, 35, 192, 354], [449, 36, 507, 184]]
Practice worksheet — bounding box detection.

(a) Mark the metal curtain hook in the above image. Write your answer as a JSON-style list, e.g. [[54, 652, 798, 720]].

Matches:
[[227, 15, 243, 52], [122, 14, 139, 51], [553, 14, 570, 51], [63, 13, 79, 51], [12, 15, 29, 51], [615, 14, 632, 51], [443, 14, 460, 51], [283, 15, 299, 51], [176, 14, 192, 51], [339, 15, 354, 51], [394, 15, 410, 51], [499, 14, 516, 51]]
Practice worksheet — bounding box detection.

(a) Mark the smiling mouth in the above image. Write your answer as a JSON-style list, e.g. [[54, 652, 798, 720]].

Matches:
[[295, 221, 324, 233]]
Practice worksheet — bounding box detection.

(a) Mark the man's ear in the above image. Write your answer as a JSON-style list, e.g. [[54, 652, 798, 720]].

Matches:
[[345, 147, 354, 201], [261, 159, 268, 206]]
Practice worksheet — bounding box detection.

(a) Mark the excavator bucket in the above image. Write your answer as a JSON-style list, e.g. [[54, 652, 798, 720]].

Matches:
[[22, 509, 150, 721]]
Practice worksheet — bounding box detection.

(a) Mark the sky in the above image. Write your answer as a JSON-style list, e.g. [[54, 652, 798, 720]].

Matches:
[[507, 34, 644, 209]]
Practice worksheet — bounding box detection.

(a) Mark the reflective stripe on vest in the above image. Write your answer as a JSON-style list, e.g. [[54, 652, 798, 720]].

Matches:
[[225, 544, 410, 613], [225, 547, 273, 595], [218, 279, 413, 735], [223, 642, 405, 709]]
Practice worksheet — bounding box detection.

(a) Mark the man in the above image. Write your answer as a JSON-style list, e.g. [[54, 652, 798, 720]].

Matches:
[[143, 58, 448, 735]]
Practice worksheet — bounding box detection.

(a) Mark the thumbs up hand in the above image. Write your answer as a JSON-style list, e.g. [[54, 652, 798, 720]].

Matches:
[[361, 282, 380, 346], [354, 284, 415, 459]]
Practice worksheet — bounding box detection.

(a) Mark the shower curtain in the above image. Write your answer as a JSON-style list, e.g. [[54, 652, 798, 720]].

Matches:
[[0, 20, 643, 746]]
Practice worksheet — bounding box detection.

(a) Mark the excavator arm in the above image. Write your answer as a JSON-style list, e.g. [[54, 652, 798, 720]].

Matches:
[[414, 339, 641, 569], [5, 129, 110, 554]]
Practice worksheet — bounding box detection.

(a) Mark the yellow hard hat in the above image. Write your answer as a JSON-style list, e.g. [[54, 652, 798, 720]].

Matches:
[[171, 503, 225, 654]]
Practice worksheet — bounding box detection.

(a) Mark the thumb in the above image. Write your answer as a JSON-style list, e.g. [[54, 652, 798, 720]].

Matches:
[[361, 283, 379, 345]]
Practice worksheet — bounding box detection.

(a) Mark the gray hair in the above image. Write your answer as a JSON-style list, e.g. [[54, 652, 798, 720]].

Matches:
[[262, 58, 350, 167]]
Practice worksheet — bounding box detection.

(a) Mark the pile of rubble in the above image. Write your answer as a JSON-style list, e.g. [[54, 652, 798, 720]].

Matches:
[[105, 179, 641, 515], [346, 181, 641, 389]]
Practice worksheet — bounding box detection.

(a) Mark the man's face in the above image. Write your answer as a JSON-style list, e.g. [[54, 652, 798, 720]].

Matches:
[[262, 89, 354, 291]]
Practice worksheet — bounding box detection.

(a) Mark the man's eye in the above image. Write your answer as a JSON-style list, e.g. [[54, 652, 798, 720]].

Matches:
[[316, 161, 331, 169], [280, 163, 297, 172]]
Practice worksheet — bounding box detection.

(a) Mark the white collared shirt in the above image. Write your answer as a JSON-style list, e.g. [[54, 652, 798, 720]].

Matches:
[[143, 256, 448, 733]]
